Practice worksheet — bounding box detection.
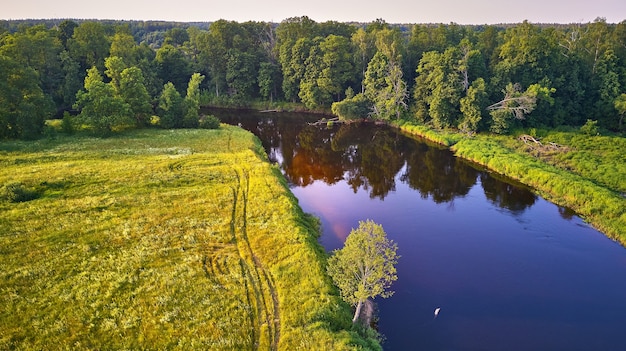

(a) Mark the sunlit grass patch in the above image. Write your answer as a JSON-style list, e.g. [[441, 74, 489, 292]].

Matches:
[[0, 127, 376, 350]]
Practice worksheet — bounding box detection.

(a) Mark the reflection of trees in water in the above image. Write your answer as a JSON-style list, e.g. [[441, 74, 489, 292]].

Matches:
[[288, 123, 405, 199], [400, 143, 478, 203], [215, 110, 538, 214], [480, 173, 536, 214], [287, 125, 345, 186], [333, 124, 405, 199], [558, 206, 576, 220]]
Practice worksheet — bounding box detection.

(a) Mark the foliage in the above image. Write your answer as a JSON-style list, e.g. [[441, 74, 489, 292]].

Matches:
[[580, 119, 599, 136], [614, 93, 626, 131], [364, 51, 408, 120], [3, 19, 626, 138], [0, 55, 53, 139], [198, 114, 220, 129], [459, 78, 487, 133], [487, 83, 555, 134], [74, 66, 132, 136], [61, 112, 75, 135], [0, 127, 378, 350], [157, 82, 184, 128], [327, 220, 398, 323], [119, 66, 153, 127], [182, 73, 205, 128], [331, 93, 371, 121]]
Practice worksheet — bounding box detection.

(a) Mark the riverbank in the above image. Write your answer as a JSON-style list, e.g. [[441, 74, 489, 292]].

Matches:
[[0, 127, 379, 350], [394, 121, 626, 246]]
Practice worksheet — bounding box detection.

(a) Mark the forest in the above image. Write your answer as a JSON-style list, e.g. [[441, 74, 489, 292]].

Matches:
[[1, 17, 626, 139]]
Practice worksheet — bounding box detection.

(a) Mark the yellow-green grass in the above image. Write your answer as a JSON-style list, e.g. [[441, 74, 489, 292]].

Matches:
[[397, 122, 626, 246], [0, 127, 378, 350]]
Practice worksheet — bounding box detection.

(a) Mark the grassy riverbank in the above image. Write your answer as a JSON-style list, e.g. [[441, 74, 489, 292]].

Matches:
[[396, 121, 626, 245], [0, 127, 379, 350]]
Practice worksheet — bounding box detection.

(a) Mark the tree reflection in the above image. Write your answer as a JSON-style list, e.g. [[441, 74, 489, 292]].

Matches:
[[216, 110, 538, 214], [400, 143, 478, 203], [479, 172, 536, 213]]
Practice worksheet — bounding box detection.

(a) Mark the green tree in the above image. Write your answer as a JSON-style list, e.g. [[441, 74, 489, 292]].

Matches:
[[109, 29, 139, 65], [592, 49, 621, 129], [204, 20, 248, 98], [226, 50, 257, 100], [276, 17, 319, 101], [459, 78, 488, 133], [614, 93, 626, 131], [0, 55, 53, 139], [413, 49, 463, 128], [163, 27, 190, 47], [327, 220, 399, 324], [74, 66, 131, 135], [299, 39, 328, 109], [155, 44, 190, 93], [119, 67, 153, 127], [68, 21, 110, 72], [258, 61, 280, 102], [0, 25, 64, 106], [318, 34, 354, 101], [183, 73, 205, 127], [364, 51, 388, 104], [282, 37, 314, 102], [56, 20, 78, 50], [158, 82, 184, 129], [363, 51, 408, 120], [352, 27, 375, 94], [59, 50, 83, 109], [104, 56, 127, 94]]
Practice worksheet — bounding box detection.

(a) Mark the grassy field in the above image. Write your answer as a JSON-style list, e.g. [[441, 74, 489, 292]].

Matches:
[[0, 127, 378, 350], [398, 122, 626, 245]]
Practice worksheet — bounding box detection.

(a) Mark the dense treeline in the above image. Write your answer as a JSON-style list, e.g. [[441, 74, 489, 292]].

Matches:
[[1, 17, 625, 139]]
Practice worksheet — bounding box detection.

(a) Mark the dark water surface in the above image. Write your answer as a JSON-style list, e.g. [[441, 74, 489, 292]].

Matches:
[[215, 109, 626, 351]]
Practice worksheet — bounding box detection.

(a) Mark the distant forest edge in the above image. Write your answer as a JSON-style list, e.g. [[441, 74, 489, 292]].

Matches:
[[1, 16, 626, 139]]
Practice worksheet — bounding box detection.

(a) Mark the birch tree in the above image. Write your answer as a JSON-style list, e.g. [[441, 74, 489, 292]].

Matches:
[[327, 220, 399, 324]]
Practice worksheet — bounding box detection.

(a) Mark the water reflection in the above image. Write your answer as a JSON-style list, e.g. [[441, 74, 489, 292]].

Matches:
[[479, 172, 537, 214], [215, 108, 536, 212]]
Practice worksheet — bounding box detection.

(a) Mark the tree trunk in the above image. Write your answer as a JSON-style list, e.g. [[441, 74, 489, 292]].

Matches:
[[352, 300, 363, 323]]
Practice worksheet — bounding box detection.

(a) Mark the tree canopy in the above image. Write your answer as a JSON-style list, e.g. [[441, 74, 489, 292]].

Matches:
[[327, 220, 399, 324], [1, 18, 626, 139]]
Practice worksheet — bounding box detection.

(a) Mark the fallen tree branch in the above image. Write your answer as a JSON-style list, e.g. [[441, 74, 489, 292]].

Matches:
[[518, 134, 542, 145], [307, 117, 342, 126]]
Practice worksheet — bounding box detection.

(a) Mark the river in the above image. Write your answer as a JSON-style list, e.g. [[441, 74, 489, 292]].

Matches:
[[213, 109, 626, 351]]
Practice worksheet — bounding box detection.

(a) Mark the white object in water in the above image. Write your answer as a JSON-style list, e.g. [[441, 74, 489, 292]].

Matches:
[[434, 307, 441, 318]]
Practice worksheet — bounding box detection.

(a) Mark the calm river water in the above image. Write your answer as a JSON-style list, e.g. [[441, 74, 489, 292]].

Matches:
[[214, 109, 626, 351]]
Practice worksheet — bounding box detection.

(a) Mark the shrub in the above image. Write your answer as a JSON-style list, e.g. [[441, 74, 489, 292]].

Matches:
[[580, 119, 599, 136], [61, 112, 75, 135], [1, 182, 39, 203], [198, 114, 220, 129]]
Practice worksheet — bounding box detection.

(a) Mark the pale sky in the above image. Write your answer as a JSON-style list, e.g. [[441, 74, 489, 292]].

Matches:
[[2, 0, 625, 24]]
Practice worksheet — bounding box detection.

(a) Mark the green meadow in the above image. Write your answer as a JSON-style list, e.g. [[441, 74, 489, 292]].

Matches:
[[398, 122, 626, 245], [0, 127, 378, 350]]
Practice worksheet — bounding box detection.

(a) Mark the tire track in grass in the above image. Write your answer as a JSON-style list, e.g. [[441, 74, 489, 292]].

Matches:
[[201, 166, 281, 350], [229, 177, 259, 351], [238, 169, 281, 351], [227, 167, 280, 351]]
